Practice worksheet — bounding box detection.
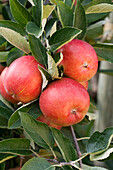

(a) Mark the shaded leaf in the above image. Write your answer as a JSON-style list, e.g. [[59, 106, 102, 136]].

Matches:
[[74, 0, 86, 39], [45, 18, 58, 38], [49, 27, 82, 51], [84, 0, 111, 9], [19, 112, 55, 149], [0, 153, 16, 164], [93, 43, 113, 63], [21, 157, 55, 170], [10, 0, 32, 27], [0, 27, 30, 54], [57, 1, 73, 27], [29, 35, 47, 67], [51, 128, 77, 162], [38, 65, 52, 84], [0, 52, 9, 62], [0, 138, 32, 156]]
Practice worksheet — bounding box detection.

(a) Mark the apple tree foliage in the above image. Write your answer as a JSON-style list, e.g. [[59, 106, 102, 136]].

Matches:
[[0, 0, 113, 169]]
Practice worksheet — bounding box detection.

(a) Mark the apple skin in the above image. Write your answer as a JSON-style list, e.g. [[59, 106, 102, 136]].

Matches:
[[4, 55, 43, 103], [57, 39, 98, 82], [39, 77, 90, 127], [79, 81, 88, 90], [36, 115, 62, 130], [72, 0, 77, 6], [0, 67, 18, 104]]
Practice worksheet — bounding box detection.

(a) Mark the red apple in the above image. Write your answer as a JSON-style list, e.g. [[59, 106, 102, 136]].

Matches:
[[4, 55, 43, 103], [0, 67, 18, 103], [79, 81, 88, 90], [72, 0, 77, 6], [57, 39, 98, 82], [36, 115, 62, 130], [39, 77, 90, 126]]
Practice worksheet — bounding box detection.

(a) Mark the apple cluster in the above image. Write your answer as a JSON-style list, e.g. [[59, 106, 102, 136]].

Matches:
[[0, 39, 98, 129]]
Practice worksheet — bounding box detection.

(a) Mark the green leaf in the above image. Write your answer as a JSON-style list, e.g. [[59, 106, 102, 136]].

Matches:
[[0, 27, 30, 54], [38, 65, 52, 83], [19, 112, 55, 149], [26, 22, 43, 38], [86, 12, 109, 25], [49, 27, 82, 51], [57, 1, 73, 27], [90, 147, 113, 161], [7, 47, 24, 66], [45, 18, 58, 38], [0, 94, 14, 111], [0, 138, 32, 155], [43, 5, 55, 19], [8, 100, 41, 129], [86, 21, 104, 39], [84, 0, 112, 9], [47, 54, 59, 79], [32, 0, 43, 27], [21, 157, 55, 170], [87, 127, 113, 154], [51, 128, 77, 162], [0, 21, 26, 36], [0, 153, 16, 164], [93, 43, 113, 63], [9, 0, 32, 27], [29, 35, 47, 67], [28, 0, 37, 6], [98, 70, 113, 76], [0, 106, 12, 128], [0, 52, 9, 62], [86, 3, 113, 14], [77, 163, 108, 170], [74, 0, 86, 39]]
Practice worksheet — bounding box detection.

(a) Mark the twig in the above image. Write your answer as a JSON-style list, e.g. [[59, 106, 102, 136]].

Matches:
[[70, 125, 82, 168]]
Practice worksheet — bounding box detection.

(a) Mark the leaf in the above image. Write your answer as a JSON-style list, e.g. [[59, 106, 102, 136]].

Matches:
[[93, 43, 113, 63], [86, 3, 113, 14], [32, 0, 43, 27], [0, 106, 12, 128], [57, 1, 73, 27], [21, 157, 55, 170], [9, 0, 32, 27], [8, 100, 41, 129], [49, 27, 82, 52], [0, 138, 32, 156], [28, 0, 36, 6], [90, 147, 113, 161], [26, 22, 42, 38], [43, 5, 55, 19], [7, 47, 24, 66], [45, 18, 58, 38], [0, 27, 30, 54], [73, 0, 86, 39], [47, 54, 59, 79], [28, 35, 47, 67], [87, 127, 113, 154], [19, 112, 55, 149], [51, 128, 77, 162], [84, 0, 112, 9], [0, 94, 14, 111], [0, 52, 9, 62], [77, 163, 108, 170], [0, 153, 16, 164], [0, 21, 26, 35], [86, 21, 104, 39]]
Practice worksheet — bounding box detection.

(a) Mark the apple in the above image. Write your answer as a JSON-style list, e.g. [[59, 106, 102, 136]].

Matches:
[[72, 0, 77, 6], [36, 115, 62, 130], [39, 77, 90, 126], [0, 67, 18, 103], [4, 55, 43, 103], [57, 39, 98, 82], [79, 81, 88, 90]]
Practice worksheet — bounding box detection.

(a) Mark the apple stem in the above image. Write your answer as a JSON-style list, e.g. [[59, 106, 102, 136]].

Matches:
[[70, 125, 82, 169]]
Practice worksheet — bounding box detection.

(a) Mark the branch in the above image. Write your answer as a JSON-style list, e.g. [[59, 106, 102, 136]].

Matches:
[[70, 125, 82, 168]]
